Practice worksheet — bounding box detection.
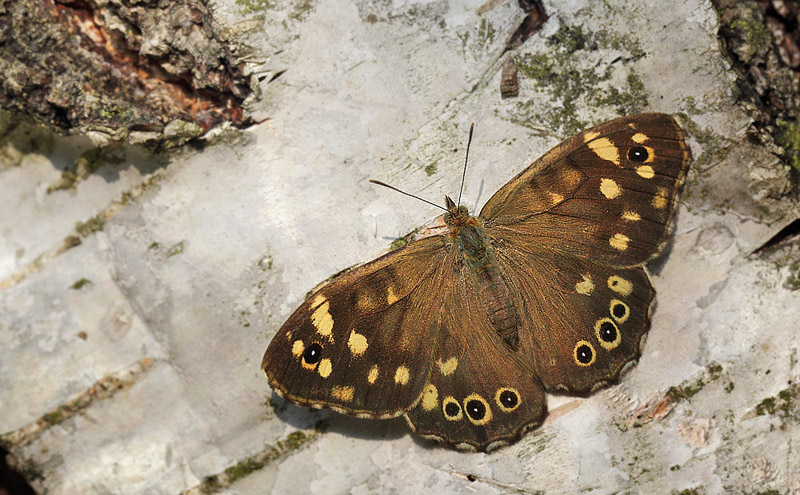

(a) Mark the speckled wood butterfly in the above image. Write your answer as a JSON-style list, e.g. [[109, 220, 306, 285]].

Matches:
[[262, 113, 691, 451]]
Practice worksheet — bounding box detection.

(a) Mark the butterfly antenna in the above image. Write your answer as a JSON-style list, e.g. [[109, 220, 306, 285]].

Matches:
[[456, 123, 474, 208], [369, 180, 448, 211]]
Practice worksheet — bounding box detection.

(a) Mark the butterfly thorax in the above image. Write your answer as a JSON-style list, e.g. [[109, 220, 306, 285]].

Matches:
[[443, 195, 521, 349]]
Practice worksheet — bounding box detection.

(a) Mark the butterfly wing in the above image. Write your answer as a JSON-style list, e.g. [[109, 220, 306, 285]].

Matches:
[[262, 235, 450, 418], [495, 246, 655, 392], [481, 113, 691, 393], [404, 251, 547, 451], [481, 113, 691, 267]]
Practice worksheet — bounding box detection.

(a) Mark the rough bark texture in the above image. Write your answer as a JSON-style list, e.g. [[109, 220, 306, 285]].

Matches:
[[0, 0, 254, 145], [1, 0, 800, 493]]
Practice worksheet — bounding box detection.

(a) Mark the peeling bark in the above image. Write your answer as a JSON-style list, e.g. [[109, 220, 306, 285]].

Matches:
[[0, 0, 254, 142]]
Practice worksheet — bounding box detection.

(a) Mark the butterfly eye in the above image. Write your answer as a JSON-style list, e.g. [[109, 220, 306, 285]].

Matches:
[[467, 400, 485, 419], [599, 321, 617, 342], [302, 343, 323, 365], [495, 388, 521, 412], [610, 299, 630, 323], [627, 146, 649, 162], [463, 394, 493, 425], [443, 396, 463, 421], [573, 341, 596, 366]]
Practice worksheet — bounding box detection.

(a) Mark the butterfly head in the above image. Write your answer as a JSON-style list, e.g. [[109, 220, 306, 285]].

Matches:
[[443, 195, 471, 227]]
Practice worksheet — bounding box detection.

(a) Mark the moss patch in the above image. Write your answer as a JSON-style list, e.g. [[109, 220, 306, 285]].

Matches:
[[515, 24, 647, 136], [667, 363, 726, 403], [754, 384, 798, 419], [198, 425, 326, 493], [775, 119, 800, 171], [236, 0, 270, 15], [424, 160, 438, 176], [69, 278, 92, 290], [167, 241, 185, 258], [75, 215, 106, 236]]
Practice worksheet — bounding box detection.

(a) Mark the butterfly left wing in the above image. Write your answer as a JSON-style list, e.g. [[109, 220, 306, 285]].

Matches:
[[262, 235, 450, 418], [404, 253, 548, 451], [480, 113, 691, 267]]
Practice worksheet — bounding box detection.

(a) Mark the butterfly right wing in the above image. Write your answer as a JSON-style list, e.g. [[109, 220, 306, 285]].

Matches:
[[262, 235, 449, 418], [477, 113, 689, 394]]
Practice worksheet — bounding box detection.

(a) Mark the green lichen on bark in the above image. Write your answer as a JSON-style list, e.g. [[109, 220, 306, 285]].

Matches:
[[197, 425, 326, 494], [515, 24, 648, 136]]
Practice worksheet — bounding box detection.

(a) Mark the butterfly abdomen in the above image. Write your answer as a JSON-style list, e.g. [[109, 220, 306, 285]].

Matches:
[[454, 220, 521, 348]]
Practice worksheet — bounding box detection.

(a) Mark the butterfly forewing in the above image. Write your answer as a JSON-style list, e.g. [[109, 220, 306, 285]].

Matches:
[[262, 235, 449, 418], [481, 113, 691, 267]]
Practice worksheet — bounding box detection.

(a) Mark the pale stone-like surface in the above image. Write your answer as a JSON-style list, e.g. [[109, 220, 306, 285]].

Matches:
[[2, 0, 799, 494]]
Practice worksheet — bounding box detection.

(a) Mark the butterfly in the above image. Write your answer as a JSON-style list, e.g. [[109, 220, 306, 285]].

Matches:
[[261, 113, 692, 451]]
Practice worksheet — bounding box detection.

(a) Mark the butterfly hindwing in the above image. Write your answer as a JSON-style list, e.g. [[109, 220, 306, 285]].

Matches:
[[482, 113, 691, 267], [404, 256, 547, 451], [262, 235, 449, 418], [494, 246, 654, 393]]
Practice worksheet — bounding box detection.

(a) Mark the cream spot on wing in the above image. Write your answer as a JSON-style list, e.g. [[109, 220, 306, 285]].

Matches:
[[394, 365, 410, 385], [622, 210, 641, 221], [575, 275, 594, 295], [600, 178, 621, 199], [310, 294, 326, 309], [386, 286, 398, 305], [588, 138, 621, 165], [652, 187, 669, 209], [347, 330, 368, 356], [421, 384, 439, 411], [318, 358, 332, 378], [636, 165, 655, 179], [584, 130, 600, 142], [437, 357, 458, 376], [331, 385, 354, 402], [609, 233, 630, 251], [311, 300, 334, 338], [608, 275, 633, 297], [291, 340, 305, 358], [367, 365, 379, 384], [631, 132, 648, 143], [286, 330, 293, 341], [549, 192, 564, 204]]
